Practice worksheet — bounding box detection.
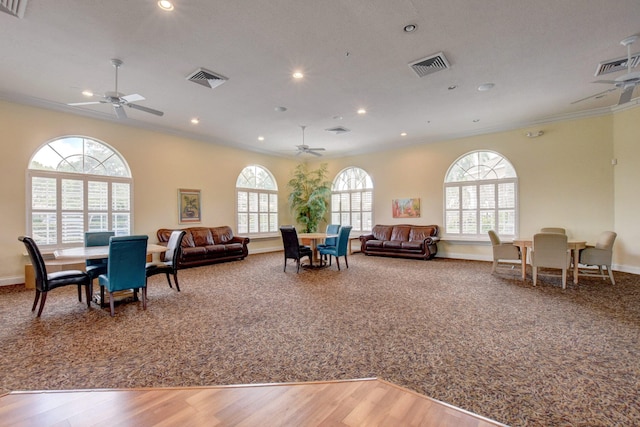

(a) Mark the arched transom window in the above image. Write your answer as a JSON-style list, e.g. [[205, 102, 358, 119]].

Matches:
[[444, 151, 518, 239], [27, 136, 132, 247], [236, 165, 278, 235], [331, 167, 373, 232]]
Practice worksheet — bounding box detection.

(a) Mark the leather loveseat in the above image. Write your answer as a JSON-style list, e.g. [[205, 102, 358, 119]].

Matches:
[[359, 224, 439, 260], [157, 226, 249, 268]]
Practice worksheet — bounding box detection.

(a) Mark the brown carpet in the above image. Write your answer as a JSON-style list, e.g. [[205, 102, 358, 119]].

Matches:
[[1, 252, 639, 426]]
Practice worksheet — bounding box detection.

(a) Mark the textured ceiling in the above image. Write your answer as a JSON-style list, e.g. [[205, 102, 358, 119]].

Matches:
[[1, 0, 639, 158]]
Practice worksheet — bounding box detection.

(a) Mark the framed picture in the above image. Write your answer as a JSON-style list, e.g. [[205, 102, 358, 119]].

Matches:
[[392, 198, 420, 218], [179, 189, 201, 223]]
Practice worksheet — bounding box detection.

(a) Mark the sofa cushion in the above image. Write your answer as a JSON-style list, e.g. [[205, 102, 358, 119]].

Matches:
[[181, 231, 195, 248], [190, 227, 215, 246], [366, 239, 384, 248], [402, 241, 423, 251], [372, 225, 393, 241], [390, 226, 411, 242], [204, 244, 227, 255], [181, 246, 207, 257], [383, 240, 404, 249], [225, 242, 244, 253], [409, 226, 437, 241], [212, 226, 235, 244]]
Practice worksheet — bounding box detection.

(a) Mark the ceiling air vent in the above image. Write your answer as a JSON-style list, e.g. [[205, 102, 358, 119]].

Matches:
[[0, 0, 28, 18], [409, 52, 450, 77], [594, 52, 640, 76], [186, 68, 228, 89], [325, 126, 350, 134]]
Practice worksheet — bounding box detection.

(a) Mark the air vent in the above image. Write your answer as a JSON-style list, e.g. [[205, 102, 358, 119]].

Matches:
[[595, 52, 640, 76], [325, 126, 350, 134], [186, 68, 228, 89], [0, 0, 28, 18], [409, 52, 450, 77]]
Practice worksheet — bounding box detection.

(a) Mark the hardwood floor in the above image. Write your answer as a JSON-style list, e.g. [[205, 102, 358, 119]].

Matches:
[[0, 379, 505, 426]]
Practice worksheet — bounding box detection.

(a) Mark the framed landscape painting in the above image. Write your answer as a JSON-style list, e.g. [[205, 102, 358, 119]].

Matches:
[[179, 189, 201, 223], [392, 198, 420, 218]]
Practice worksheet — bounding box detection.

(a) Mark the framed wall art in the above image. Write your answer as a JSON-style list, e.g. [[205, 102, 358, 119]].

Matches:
[[392, 198, 420, 218], [179, 189, 201, 223]]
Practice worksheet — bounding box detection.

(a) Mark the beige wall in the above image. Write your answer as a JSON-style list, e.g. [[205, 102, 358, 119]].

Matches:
[[1, 99, 638, 284]]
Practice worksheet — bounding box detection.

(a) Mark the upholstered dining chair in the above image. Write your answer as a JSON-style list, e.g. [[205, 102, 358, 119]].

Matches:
[[279, 226, 313, 273], [579, 231, 617, 285], [531, 232, 571, 289], [19, 236, 91, 317], [146, 230, 186, 291], [319, 225, 352, 270], [98, 235, 148, 316], [487, 230, 520, 274], [540, 227, 566, 234], [317, 224, 340, 263], [85, 231, 115, 307]]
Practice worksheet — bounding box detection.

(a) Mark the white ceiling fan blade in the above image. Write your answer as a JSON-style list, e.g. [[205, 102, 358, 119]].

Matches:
[[114, 104, 127, 119], [127, 103, 164, 116], [570, 88, 616, 105], [308, 147, 326, 151], [121, 93, 145, 103], [308, 150, 323, 156], [67, 100, 106, 106], [618, 86, 635, 104], [593, 79, 618, 85]]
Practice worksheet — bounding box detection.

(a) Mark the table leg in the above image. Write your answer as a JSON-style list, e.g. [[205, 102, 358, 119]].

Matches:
[[573, 249, 580, 284], [520, 246, 528, 280]]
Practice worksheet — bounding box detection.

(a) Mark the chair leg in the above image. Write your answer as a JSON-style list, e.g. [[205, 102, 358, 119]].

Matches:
[[296, 259, 300, 273], [109, 292, 116, 317], [100, 285, 107, 308], [173, 272, 181, 292], [491, 260, 498, 273], [31, 290, 41, 312], [77, 284, 82, 302], [336, 257, 341, 271], [561, 268, 567, 290], [283, 256, 287, 272], [345, 255, 349, 269], [36, 292, 47, 317], [532, 267, 537, 286], [85, 284, 92, 308], [142, 288, 147, 310], [165, 272, 173, 288], [607, 266, 615, 285]]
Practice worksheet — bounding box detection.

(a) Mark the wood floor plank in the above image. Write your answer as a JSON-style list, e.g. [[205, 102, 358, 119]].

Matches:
[[0, 379, 507, 427]]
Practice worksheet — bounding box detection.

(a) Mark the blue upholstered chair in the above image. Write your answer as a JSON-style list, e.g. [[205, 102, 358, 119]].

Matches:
[[19, 236, 91, 317], [317, 224, 340, 264], [319, 226, 352, 270], [146, 230, 186, 291], [98, 235, 148, 316], [85, 231, 115, 307]]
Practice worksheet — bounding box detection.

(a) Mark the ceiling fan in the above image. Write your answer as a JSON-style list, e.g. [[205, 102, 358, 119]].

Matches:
[[573, 35, 640, 106], [295, 125, 325, 156], [68, 59, 164, 119]]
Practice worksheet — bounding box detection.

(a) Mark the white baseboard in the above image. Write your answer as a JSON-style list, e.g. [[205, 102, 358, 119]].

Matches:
[[0, 276, 24, 286]]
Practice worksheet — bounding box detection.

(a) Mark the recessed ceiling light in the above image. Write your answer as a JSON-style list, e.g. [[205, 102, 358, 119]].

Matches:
[[258, 136, 265, 141], [448, 85, 457, 90], [477, 83, 495, 91], [82, 90, 93, 97], [332, 115, 343, 120], [473, 119, 480, 123], [403, 24, 417, 33], [158, 1, 174, 11], [357, 108, 366, 115], [274, 106, 287, 112], [190, 118, 199, 124], [400, 132, 407, 136], [292, 71, 304, 79]]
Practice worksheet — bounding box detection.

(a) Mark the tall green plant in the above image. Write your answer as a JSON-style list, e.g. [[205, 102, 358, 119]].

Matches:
[[287, 163, 332, 233]]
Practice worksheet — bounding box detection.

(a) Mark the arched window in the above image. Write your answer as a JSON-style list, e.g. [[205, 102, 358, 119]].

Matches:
[[236, 165, 278, 235], [331, 167, 374, 232], [27, 136, 132, 247], [444, 151, 518, 238]]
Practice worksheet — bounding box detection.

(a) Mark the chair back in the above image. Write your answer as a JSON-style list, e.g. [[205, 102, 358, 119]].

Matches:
[[488, 230, 501, 246], [164, 230, 186, 264], [19, 236, 48, 291], [104, 235, 148, 292], [595, 231, 617, 250], [540, 227, 566, 234], [280, 226, 302, 258], [532, 233, 568, 269], [85, 231, 115, 267], [335, 226, 353, 256], [324, 224, 340, 247]]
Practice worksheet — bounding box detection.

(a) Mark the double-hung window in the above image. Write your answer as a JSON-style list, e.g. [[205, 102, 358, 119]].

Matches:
[[27, 136, 132, 247], [444, 151, 518, 239]]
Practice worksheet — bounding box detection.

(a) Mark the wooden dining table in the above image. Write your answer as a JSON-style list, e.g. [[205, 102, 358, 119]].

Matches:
[[298, 232, 339, 263], [512, 238, 586, 284], [54, 243, 168, 261]]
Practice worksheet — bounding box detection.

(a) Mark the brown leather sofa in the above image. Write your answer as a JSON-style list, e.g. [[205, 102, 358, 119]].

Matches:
[[359, 224, 439, 260], [157, 226, 249, 268]]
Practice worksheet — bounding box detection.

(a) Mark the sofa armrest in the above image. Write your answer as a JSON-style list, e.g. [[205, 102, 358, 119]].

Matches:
[[359, 234, 374, 244], [228, 235, 250, 245], [424, 236, 440, 245]]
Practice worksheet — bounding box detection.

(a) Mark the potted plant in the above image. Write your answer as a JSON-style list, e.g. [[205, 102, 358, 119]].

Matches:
[[287, 162, 332, 233]]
